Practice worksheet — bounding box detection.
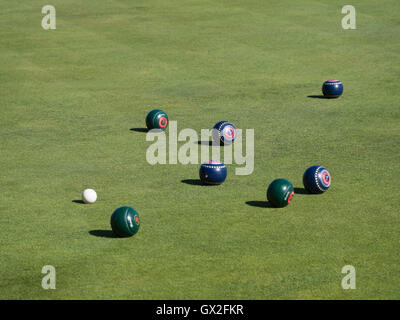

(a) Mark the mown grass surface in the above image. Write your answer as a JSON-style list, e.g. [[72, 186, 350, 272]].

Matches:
[[0, 0, 399, 299]]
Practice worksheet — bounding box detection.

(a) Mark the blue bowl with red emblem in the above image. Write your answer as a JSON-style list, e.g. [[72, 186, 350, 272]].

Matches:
[[303, 165, 331, 194], [322, 79, 343, 98], [212, 121, 236, 145], [199, 161, 227, 185]]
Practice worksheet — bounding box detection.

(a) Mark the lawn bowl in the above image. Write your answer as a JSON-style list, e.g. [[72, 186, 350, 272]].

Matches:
[[267, 178, 294, 208], [212, 121, 237, 145], [110, 206, 140, 237], [146, 109, 169, 130], [303, 165, 331, 194], [322, 79, 343, 98], [199, 161, 227, 185]]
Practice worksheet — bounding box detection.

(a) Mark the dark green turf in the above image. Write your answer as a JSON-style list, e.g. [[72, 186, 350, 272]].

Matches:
[[0, 0, 399, 299]]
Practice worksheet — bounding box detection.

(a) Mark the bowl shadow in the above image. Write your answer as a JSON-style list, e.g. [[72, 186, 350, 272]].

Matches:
[[130, 128, 148, 133], [196, 140, 215, 146], [307, 95, 326, 99], [294, 187, 310, 195], [181, 179, 203, 186], [72, 200, 85, 204], [245, 201, 275, 208], [89, 230, 118, 238]]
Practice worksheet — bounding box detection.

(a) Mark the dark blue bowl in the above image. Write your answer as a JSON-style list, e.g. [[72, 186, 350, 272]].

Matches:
[[212, 121, 237, 145], [199, 161, 227, 185], [322, 79, 343, 98], [303, 165, 331, 194]]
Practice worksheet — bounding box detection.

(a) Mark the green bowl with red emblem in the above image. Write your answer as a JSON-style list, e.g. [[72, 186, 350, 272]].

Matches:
[[110, 206, 140, 237], [146, 109, 168, 130], [267, 178, 294, 208]]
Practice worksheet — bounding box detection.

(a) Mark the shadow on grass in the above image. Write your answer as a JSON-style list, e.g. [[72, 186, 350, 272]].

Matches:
[[130, 128, 148, 133], [245, 201, 275, 208], [181, 179, 203, 186], [89, 230, 118, 238], [196, 140, 214, 146], [294, 187, 309, 195], [307, 95, 326, 99], [72, 200, 85, 204]]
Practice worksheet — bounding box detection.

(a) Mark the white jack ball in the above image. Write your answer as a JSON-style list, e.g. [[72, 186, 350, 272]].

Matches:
[[82, 189, 97, 204]]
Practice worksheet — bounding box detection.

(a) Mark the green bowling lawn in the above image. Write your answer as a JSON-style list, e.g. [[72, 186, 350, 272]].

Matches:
[[0, 0, 399, 299]]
